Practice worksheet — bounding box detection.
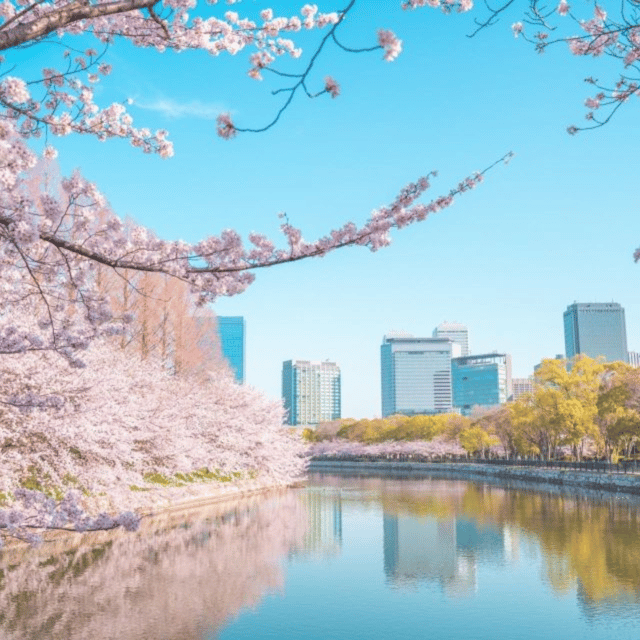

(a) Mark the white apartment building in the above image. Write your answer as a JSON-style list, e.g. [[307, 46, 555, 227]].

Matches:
[[282, 360, 341, 426]]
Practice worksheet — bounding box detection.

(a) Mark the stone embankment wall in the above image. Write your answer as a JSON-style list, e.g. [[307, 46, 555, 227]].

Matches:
[[308, 458, 640, 496]]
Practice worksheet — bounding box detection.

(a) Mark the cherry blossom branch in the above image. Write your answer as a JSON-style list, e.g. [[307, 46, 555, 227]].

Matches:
[[226, 2, 354, 135], [450, 0, 640, 132], [2, 152, 513, 278], [216, 2, 405, 137], [0, 0, 159, 51]]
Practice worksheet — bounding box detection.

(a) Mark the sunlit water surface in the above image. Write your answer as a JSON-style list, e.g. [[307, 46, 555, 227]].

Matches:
[[3, 472, 640, 640]]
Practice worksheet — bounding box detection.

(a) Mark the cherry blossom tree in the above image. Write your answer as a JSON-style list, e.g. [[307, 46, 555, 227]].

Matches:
[[0, 0, 516, 367], [0, 323, 306, 546], [310, 436, 466, 459]]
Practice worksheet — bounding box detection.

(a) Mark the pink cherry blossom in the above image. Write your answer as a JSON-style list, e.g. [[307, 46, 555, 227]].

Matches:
[[0, 76, 30, 103], [324, 75, 340, 98], [377, 28, 403, 61], [216, 112, 237, 139]]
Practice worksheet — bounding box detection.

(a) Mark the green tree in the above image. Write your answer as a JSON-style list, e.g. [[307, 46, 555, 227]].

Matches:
[[598, 368, 640, 461], [458, 425, 499, 458], [533, 356, 606, 460]]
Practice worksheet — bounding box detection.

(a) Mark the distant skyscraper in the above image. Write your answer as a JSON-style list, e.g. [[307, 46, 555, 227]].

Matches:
[[629, 352, 640, 368], [218, 316, 245, 383], [451, 353, 512, 416], [510, 377, 535, 401], [433, 321, 469, 357], [380, 333, 460, 417], [563, 302, 628, 363], [282, 360, 341, 426]]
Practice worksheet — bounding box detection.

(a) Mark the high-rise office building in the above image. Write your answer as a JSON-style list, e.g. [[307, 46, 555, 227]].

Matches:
[[563, 302, 628, 363], [282, 360, 341, 426], [629, 352, 640, 368], [381, 334, 460, 417], [217, 316, 245, 383], [510, 377, 535, 401], [451, 353, 512, 416], [433, 321, 469, 357]]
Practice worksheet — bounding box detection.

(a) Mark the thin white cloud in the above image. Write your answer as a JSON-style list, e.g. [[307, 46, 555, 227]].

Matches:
[[134, 97, 226, 120]]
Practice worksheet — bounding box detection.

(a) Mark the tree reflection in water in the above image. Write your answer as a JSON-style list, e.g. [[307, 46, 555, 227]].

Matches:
[[0, 489, 307, 640], [3, 475, 640, 640], [312, 473, 640, 608]]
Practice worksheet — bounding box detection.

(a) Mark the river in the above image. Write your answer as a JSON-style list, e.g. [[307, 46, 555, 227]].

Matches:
[[2, 471, 640, 639]]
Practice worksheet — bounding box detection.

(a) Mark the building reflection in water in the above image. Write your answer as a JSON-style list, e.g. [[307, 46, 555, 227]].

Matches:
[[384, 514, 472, 594], [382, 499, 519, 596], [294, 488, 343, 557]]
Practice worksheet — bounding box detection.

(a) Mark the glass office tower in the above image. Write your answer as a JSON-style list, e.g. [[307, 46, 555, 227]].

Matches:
[[218, 316, 245, 383], [433, 321, 470, 357], [451, 353, 511, 416], [563, 302, 628, 363], [381, 334, 460, 417]]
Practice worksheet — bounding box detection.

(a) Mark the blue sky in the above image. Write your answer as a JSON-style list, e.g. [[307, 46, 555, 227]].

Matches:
[[27, 0, 640, 417]]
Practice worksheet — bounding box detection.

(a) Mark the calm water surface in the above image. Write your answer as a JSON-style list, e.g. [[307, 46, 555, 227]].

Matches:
[[2, 472, 640, 639]]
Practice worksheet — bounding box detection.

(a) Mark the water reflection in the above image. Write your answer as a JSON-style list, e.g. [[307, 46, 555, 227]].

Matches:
[[3, 475, 640, 640], [310, 473, 640, 610], [0, 490, 307, 640], [296, 489, 342, 557]]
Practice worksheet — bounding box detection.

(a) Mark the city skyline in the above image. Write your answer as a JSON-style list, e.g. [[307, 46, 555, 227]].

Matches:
[[267, 301, 635, 419]]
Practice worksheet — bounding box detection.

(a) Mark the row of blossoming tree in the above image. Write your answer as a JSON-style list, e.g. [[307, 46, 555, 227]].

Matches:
[[2, 0, 640, 545], [309, 356, 640, 462]]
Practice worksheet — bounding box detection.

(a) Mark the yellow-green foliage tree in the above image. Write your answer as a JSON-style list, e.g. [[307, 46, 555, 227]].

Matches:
[[474, 405, 520, 459], [337, 417, 402, 443], [458, 425, 499, 458], [385, 415, 448, 441], [597, 367, 640, 461], [533, 356, 605, 460], [475, 357, 636, 462], [335, 413, 466, 445]]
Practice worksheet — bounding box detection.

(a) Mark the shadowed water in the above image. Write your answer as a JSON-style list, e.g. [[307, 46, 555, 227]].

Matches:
[[2, 473, 640, 639]]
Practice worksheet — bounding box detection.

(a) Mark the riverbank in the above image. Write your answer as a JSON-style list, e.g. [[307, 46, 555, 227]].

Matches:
[[308, 458, 640, 496], [118, 476, 297, 517], [0, 476, 300, 552]]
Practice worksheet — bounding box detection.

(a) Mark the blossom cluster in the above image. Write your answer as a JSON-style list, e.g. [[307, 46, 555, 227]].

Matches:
[[310, 436, 467, 459], [497, 1, 640, 132], [0, 489, 140, 547], [0, 1, 369, 148], [0, 335, 306, 546]]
